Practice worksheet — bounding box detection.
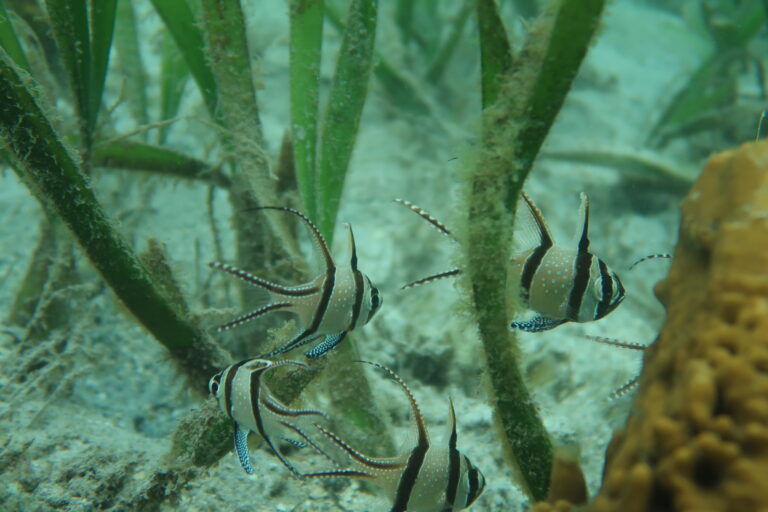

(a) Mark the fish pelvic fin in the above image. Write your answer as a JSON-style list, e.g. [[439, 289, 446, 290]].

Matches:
[[510, 316, 568, 332]]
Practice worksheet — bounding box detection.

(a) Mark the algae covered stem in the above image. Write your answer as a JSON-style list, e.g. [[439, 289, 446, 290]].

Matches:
[[463, 0, 607, 501], [0, 48, 228, 387]]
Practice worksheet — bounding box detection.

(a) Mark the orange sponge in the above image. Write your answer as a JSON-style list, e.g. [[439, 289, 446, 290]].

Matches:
[[596, 141, 768, 511], [533, 141, 768, 512]]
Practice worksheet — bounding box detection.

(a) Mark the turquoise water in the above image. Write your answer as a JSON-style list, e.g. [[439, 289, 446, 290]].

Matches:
[[0, 1, 764, 510]]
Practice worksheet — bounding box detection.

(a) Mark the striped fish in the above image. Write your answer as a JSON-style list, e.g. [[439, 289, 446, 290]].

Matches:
[[310, 361, 486, 512], [510, 192, 625, 331], [210, 206, 382, 358], [209, 358, 369, 479], [395, 193, 625, 332]]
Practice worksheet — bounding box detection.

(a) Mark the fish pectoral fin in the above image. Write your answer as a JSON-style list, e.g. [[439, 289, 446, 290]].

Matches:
[[510, 316, 568, 332], [234, 423, 254, 474], [304, 331, 348, 359]]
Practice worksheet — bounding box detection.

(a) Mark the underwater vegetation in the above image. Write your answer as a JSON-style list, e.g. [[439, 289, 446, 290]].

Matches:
[[0, 0, 766, 511], [648, 1, 767, 151]]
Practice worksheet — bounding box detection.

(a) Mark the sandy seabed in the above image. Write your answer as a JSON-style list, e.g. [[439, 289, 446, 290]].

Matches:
[[0, 0, 729, 510]]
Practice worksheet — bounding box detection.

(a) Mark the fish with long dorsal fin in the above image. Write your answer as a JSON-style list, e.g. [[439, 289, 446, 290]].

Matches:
[[209, 358, 370, 479], [395, 193, 625, 332], [509, 192, 625, 331], [305, 361, 486, 512], [210, 206, 382, 358]]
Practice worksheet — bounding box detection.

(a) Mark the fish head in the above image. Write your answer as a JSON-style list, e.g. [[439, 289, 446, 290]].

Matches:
[[208, 371, 223, 397], [592, 261, 625, 320], [457, 453, 486, 509], [363, 275, 383, 324], [208, 359, 276, 407]]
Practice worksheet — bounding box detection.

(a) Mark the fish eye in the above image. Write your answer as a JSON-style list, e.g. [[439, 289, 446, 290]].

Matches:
[[208, 373, 222, 395], [364, 286, 382, 324], [370, 287, 381, 310]]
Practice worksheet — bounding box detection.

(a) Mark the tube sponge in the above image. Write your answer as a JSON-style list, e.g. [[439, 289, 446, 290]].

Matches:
[[598, 141, 768, 511], [533, 141, 768, 511]]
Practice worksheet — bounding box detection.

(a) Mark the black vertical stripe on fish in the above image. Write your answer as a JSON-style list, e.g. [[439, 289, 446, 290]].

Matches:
[[273, 266, 336, 355], [350, 269, 365, 330], [307, 265, 336, 333], [464, 456, 480, 508], [347, 224, 366, 330], [224, 360, 248, 418], [348, 225, 359, 271], [253, 207, 342, 353], [354, 361, 432, 511], [249, 367, 298, 476], [595, 259, 613, 319], [520, 245, 550, 298], [519, 193, 553, 298], [444, 409, 461, 508], [249, 368, 266, 440], [391, 437, 430, 512], [566, 252, 593, 321], [576, 195, 590, 253], [566, 196, 592, 320]]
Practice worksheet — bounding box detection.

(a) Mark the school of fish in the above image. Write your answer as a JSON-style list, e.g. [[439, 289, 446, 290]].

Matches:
[[205, 193, 656, 511]]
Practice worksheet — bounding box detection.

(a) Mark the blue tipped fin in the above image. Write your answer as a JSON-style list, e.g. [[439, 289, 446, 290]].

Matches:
[[234, 423, 254, 474], [304, 331, 348, 359], [510, 316, 568, 332]]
